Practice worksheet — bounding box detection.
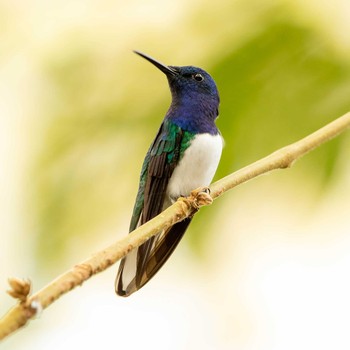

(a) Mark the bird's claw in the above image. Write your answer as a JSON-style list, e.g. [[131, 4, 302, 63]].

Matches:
[[177, 187, 213, 217], [189, 187, 213, 210]]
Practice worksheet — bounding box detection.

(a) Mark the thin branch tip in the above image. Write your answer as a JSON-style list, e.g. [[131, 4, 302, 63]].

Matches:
[[7, 278, 32, 303]]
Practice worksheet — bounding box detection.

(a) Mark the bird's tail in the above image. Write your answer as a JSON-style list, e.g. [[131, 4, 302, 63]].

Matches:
[[115, 218, 192, 297]]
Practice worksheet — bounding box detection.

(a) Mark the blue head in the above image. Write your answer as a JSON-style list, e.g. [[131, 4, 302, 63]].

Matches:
[[134, 51, 220, 133]]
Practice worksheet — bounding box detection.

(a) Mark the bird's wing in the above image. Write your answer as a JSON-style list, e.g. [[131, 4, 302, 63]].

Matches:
[[115, 120, 195, 296]]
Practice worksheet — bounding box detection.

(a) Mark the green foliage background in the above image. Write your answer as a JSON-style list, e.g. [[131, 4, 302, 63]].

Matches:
[[29, 5, 350, 272], [2, 1, 350, 349]]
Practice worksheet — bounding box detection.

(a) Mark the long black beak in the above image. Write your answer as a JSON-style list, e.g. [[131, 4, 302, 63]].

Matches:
[[134, 50, 178, 77]]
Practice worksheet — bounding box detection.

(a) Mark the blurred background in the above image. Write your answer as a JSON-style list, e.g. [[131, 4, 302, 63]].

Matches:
[[1, 0, 350, 348]]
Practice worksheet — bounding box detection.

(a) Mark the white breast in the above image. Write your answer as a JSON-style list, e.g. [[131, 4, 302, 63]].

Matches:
[[166, 133, 223, 202]]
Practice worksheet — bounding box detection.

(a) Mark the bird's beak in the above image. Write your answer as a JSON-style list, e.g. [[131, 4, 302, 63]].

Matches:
[[134, 50, 178, 77]]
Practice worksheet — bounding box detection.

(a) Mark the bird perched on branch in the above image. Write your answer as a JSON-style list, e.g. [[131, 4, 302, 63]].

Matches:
[[115, 51, 223, 297]]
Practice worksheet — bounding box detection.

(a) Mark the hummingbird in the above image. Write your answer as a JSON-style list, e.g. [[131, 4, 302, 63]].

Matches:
[[115, 51, 223, 297]]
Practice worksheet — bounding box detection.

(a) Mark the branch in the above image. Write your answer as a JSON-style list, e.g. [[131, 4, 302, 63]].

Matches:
[[1, 111, 350, 341], [210, 112, 350, 199]]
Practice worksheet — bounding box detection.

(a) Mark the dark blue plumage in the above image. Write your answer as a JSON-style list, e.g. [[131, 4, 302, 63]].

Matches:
[[115, 51, 222, 296], [166, 66, 220, 135]]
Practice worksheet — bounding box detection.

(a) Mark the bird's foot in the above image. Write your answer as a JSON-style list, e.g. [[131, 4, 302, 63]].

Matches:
[[190, 187, 213, 209], [177, 187, 213, 217]]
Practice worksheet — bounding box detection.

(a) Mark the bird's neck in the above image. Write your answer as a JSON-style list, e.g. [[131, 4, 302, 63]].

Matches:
[[166, 94, 219, 135]]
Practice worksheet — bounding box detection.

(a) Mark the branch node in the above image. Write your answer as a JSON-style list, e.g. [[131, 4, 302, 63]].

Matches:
[[7, 278, 32, 303], [27, 299, 43, 319], [277, 146, 299, 168]]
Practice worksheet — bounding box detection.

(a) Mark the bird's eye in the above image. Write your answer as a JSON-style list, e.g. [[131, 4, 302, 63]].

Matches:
[[193, 73, 204, 81]]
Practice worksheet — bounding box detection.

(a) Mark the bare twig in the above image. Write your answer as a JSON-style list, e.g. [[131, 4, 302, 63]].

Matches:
[[0, 111, 349, 341], [210, 112, 350, 199]]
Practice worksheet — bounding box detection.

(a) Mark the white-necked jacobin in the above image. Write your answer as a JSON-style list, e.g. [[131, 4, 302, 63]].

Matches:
[[115, 51, 223, 297]]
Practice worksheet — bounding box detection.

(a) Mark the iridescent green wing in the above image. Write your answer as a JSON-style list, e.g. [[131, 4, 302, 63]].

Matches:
[[136, 120, 192, 276], [129, 120, 193, 231], [116, 119, 195, 296]]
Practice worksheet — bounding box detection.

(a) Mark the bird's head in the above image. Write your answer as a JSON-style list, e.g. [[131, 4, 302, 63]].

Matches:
[[134, 51, 219, 107]]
